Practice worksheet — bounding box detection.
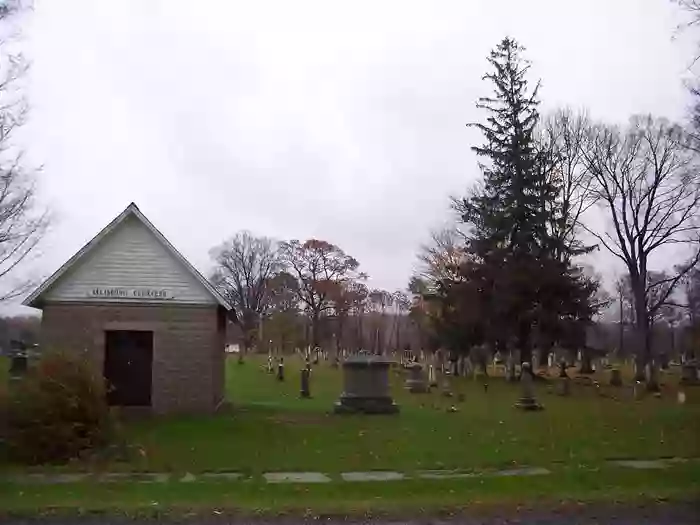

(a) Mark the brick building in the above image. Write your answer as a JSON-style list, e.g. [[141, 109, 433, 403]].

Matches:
[[23, 203, 232, 414]]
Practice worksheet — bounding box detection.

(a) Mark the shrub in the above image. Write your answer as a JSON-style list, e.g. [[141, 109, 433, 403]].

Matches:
[[3, 350, 113, 464]]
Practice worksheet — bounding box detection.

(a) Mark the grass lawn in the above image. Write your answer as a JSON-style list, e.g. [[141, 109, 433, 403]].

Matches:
[[2, 464, 699, 517], [114, 355, 700, 474], [1, 354, 699, 515]]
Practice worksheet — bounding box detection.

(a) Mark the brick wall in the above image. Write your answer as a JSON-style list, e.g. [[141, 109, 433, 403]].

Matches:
[[40, 302, 226, 414]]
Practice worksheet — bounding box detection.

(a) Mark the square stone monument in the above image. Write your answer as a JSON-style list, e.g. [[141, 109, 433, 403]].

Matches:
[[334, 355, 399, 414]]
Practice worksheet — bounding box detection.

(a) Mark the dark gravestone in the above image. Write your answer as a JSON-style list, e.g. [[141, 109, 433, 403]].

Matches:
[[680, 362, 699, 385], [277, 358, 285, 381], [558, 360, 569, 378], [334, 355, 399, 414], [405, 363, 429, 393], [609, 368, 623, 387], [556, 376, 571, 396], [300, 368, 311, 398], [9, 355, 27, 379]]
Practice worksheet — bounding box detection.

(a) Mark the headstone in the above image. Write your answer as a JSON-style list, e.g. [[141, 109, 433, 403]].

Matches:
[[645, 361, 660, 391], [334, 355, 399, 414], [428, 364, 437, 387], [680, 362, 699, 385], [515, 363, 543, 411], [267, 355, 274, 374], [547, 353, 554, 368], [558, 360, 568, 378], [441, 379, 453, 397], [505, 354, 516, 382], [277, 358, 285, 381], [405, 363, 429, 393], [464, 357, 477, 379], [633, 380, 644, 400], [677, 391, 686, 404], [8, 355, 27, 379], [300, 368, 311, 398], [609, 368, 622, 387], [556, 376, 570, 396]]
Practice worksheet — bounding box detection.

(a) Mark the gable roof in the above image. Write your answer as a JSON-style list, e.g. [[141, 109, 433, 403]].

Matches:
[[23, 203, 231, 310]]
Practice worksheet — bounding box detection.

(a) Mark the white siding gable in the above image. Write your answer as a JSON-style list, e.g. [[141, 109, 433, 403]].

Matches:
[[44, 215, 216, 305]]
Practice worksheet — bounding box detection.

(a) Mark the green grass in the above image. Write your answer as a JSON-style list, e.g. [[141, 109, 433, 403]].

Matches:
[[1, 354, 699, 514], [109, 355, 700, 474], [1, 464, 698, 516]]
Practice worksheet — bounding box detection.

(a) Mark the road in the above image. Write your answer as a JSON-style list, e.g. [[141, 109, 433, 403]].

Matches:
[[2, 502, 698, 525]]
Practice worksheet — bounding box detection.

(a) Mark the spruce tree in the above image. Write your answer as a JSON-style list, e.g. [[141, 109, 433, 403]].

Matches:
[[458, 37, 596, 368], [463, 37, 558, 257]]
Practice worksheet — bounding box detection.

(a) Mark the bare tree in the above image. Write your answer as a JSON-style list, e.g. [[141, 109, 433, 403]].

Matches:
[[209, 231, 283, 359], [539, 109, 597, 263], [416, 227, 465, 287], [582, 116, 700, 383], [389, 290, 410, 352], [0, 0, 48, 301], [279, 239, 361, 351]]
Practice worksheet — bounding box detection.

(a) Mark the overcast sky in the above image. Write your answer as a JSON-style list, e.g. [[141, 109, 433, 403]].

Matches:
[[5, 0, 698, 314]]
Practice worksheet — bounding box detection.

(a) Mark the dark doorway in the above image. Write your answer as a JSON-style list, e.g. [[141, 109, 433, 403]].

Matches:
[[104, 330, 153, 406]]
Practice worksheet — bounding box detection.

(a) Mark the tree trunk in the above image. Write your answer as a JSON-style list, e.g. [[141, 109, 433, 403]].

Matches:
[[578, 347, 593, 374], [632, 280, 650, 382], [311, 310, 320, 350]]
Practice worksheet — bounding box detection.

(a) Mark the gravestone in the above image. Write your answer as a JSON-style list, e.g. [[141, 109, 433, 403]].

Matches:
[[428, 364, 437, 387], [677, 390, 686, 404], [505, 354, 516, 382], [300, 368, 311, 398], [266, 355, 274, 374], [9, 354, 27, 379], [334, 355, 399, 414], [645, 361, 660, 391], [609, 368, 623, 387], [277, 358, 285, 381], [515, 363, 544, 411], [558, 360, 568, 378], [680, 361, 699, 385], [405, 362, 429, 393]]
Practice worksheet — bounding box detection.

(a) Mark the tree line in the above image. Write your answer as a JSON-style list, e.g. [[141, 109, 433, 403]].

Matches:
[[409, 37, 700, 388], [209, 234, 414, 359]]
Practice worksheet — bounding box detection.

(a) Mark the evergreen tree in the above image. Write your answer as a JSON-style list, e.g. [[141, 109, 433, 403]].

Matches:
[[453, 37, 599, 368], [463, 37, 558, 258]]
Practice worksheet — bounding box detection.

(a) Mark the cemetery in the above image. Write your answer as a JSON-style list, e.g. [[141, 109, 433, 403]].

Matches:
[[0, 343, 699, 513]]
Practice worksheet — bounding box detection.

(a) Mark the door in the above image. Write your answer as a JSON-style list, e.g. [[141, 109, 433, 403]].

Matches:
[[104, 330, 153, 406]]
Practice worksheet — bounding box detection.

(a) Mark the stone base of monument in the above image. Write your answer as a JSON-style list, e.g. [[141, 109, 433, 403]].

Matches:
[[555, 378, 570, 396], [515, 363, 544, 411], [333, 394, 399, 414], [406, 381, 430, 393], [333, 355, 400, 415], [515, 396, 544, 411], [405, 363, 430, 393]]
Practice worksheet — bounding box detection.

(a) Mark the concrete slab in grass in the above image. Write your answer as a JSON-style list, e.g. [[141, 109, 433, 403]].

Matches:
[[98, 473, 170, 483], [489, 467, 551, 477], [264, 472, 331, 483], [198, 472, 244, 481], [612, 459, 669, 469], [417, 470, 478, 480], [341, 471, 405, 482], [7, 473, 90, 484]]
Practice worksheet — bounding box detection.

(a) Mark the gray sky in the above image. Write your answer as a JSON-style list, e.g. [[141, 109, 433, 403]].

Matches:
[[7, 0, 699, 314]]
